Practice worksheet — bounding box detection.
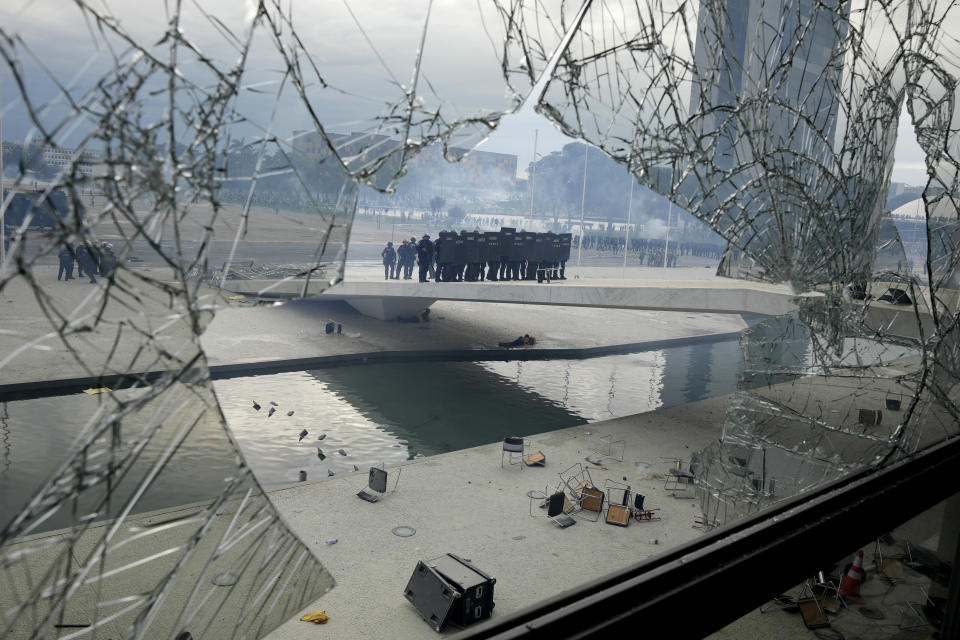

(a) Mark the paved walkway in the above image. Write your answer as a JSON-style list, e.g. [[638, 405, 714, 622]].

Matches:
[[264, 395, 730, 639]]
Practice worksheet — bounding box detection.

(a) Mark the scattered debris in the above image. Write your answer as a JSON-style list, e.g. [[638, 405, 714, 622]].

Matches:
[[298, 470, 307, 482], [270, 401, 279, 406], [317, 434, 326, 440], [317, 449, 326, 461], [82, 388, 112, 395], [300, 611, 329, 625], [839, 550, 865, 602], [353, 465, 359, 471], [287, 411, 295, 416], [298, 429, 308, 441], [338, 449, 347, 456], [327, 469, 335, 477], [325, 539, 338, 545], [252, 401, 261, 411], [511, 535, 525, 541], [268, 407, 276, 417]]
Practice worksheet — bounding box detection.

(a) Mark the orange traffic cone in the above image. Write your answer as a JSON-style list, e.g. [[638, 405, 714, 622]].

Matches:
[[839, 549, 866, 602]]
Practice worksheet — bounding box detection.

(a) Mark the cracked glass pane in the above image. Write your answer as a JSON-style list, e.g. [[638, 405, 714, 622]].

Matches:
[[3, 0, 960, 637], [518, 0, 960, 526], [0, 1, 522, 637]]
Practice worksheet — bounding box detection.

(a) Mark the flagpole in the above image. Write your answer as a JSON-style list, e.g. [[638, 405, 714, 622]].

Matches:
[[528, 129, 538, 221], [576, 143, 588, 267], [622, 176, 634, 272]]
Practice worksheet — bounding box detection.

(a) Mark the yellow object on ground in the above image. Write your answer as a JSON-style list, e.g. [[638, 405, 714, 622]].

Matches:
[[82, 387, 112, 395], [300, 611, 330, 624]]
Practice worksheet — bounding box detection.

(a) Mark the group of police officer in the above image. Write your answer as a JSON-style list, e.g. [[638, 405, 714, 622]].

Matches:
[[384, 228, 574, 284], [432, 227, 572, 283]]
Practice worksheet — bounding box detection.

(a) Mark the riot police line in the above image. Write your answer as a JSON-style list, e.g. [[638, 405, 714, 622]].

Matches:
[[399, 228, 573, 283]]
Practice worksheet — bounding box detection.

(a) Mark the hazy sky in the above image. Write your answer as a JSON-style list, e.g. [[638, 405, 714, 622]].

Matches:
[[0, 0, 935, 186]]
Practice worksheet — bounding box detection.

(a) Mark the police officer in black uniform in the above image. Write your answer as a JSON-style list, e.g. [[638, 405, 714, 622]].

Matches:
[[57, 243, 75, 280], [509, 229, 524, 280], [484, 231, 500, 280], [416, 234, 434, 282], [476, 231, 487, 282], [558, 232, 572, 279], [499, 227, 515, 280], [435, 231, 452, 282], [462, 230, 479, 281]]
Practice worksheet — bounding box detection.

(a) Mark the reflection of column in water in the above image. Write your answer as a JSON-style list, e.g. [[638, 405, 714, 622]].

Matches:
[[649, 350, 665, 410], [684, 342, 713, 402], [563, 363, 570, 406], [607, 364, 617, 417], [0, 402, 9, 477]]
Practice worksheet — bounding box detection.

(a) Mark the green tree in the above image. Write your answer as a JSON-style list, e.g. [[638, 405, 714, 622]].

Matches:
[[429, 196, 446, 216], [447, 205, 465, 225]]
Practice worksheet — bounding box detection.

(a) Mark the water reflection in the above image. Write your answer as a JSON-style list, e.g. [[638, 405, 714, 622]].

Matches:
[[2, 338, 747, 533], [0, 389, 239, 534], [213, 371, 410, 489]]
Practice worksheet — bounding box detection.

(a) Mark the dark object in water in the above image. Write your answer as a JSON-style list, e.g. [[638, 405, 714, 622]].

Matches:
[[317, 449, 326, 461], [886, 397, 902, 411], [270, 401, 278, 406], [353, 465, 359, 471], [298, 470, 307, 482], [878, 287, 911, 305], [298, 429, 308, 441], [328, 469, 335, 476], [287, 411, 295, 416], [252, 401, 261, 411], [268, 407, 276, 417], [338, 449, 347, 456], [325, 321, 335, 334], [317, 434, 326, 440]]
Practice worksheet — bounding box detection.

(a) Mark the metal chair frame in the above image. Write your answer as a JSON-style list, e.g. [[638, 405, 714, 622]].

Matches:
[[589, 434, 625, 463], [527, 485, 576, 528], [663, 458, 695, 495], [557, 463, 603, 521], [356, 463, 402, 503], [502, 436, 529, 469]]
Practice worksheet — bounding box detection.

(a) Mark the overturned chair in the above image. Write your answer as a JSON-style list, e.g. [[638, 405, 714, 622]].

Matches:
[[663, 458, 695, 495], [559, 463, 604, 522], [357, 463, 402, 503], [528, 487, 576, 528]]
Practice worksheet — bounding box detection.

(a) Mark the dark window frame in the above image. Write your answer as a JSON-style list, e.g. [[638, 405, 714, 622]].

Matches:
[[452, 434, 960, 639]]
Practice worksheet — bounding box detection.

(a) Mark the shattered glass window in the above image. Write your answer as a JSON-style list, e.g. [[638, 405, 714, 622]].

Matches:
[[3, 0, 960, 637]]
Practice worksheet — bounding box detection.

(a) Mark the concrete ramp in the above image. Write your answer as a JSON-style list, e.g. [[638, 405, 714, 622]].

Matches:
[[321, 279, 811, 318], [220, 277, 813, 319]]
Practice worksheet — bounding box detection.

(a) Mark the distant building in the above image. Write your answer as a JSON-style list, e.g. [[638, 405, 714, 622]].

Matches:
[[24, 140, 103, 177], [291, 129, 518, 198], [405, 143, 517, 191], [690, 0, 848, 168]]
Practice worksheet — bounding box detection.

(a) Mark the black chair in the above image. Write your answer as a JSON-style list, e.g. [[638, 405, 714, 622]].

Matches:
[[501, 437, 527, 469], [357, 464, 402, 503], [527, 487, 576, 528], [546, 491, 576, 528]]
